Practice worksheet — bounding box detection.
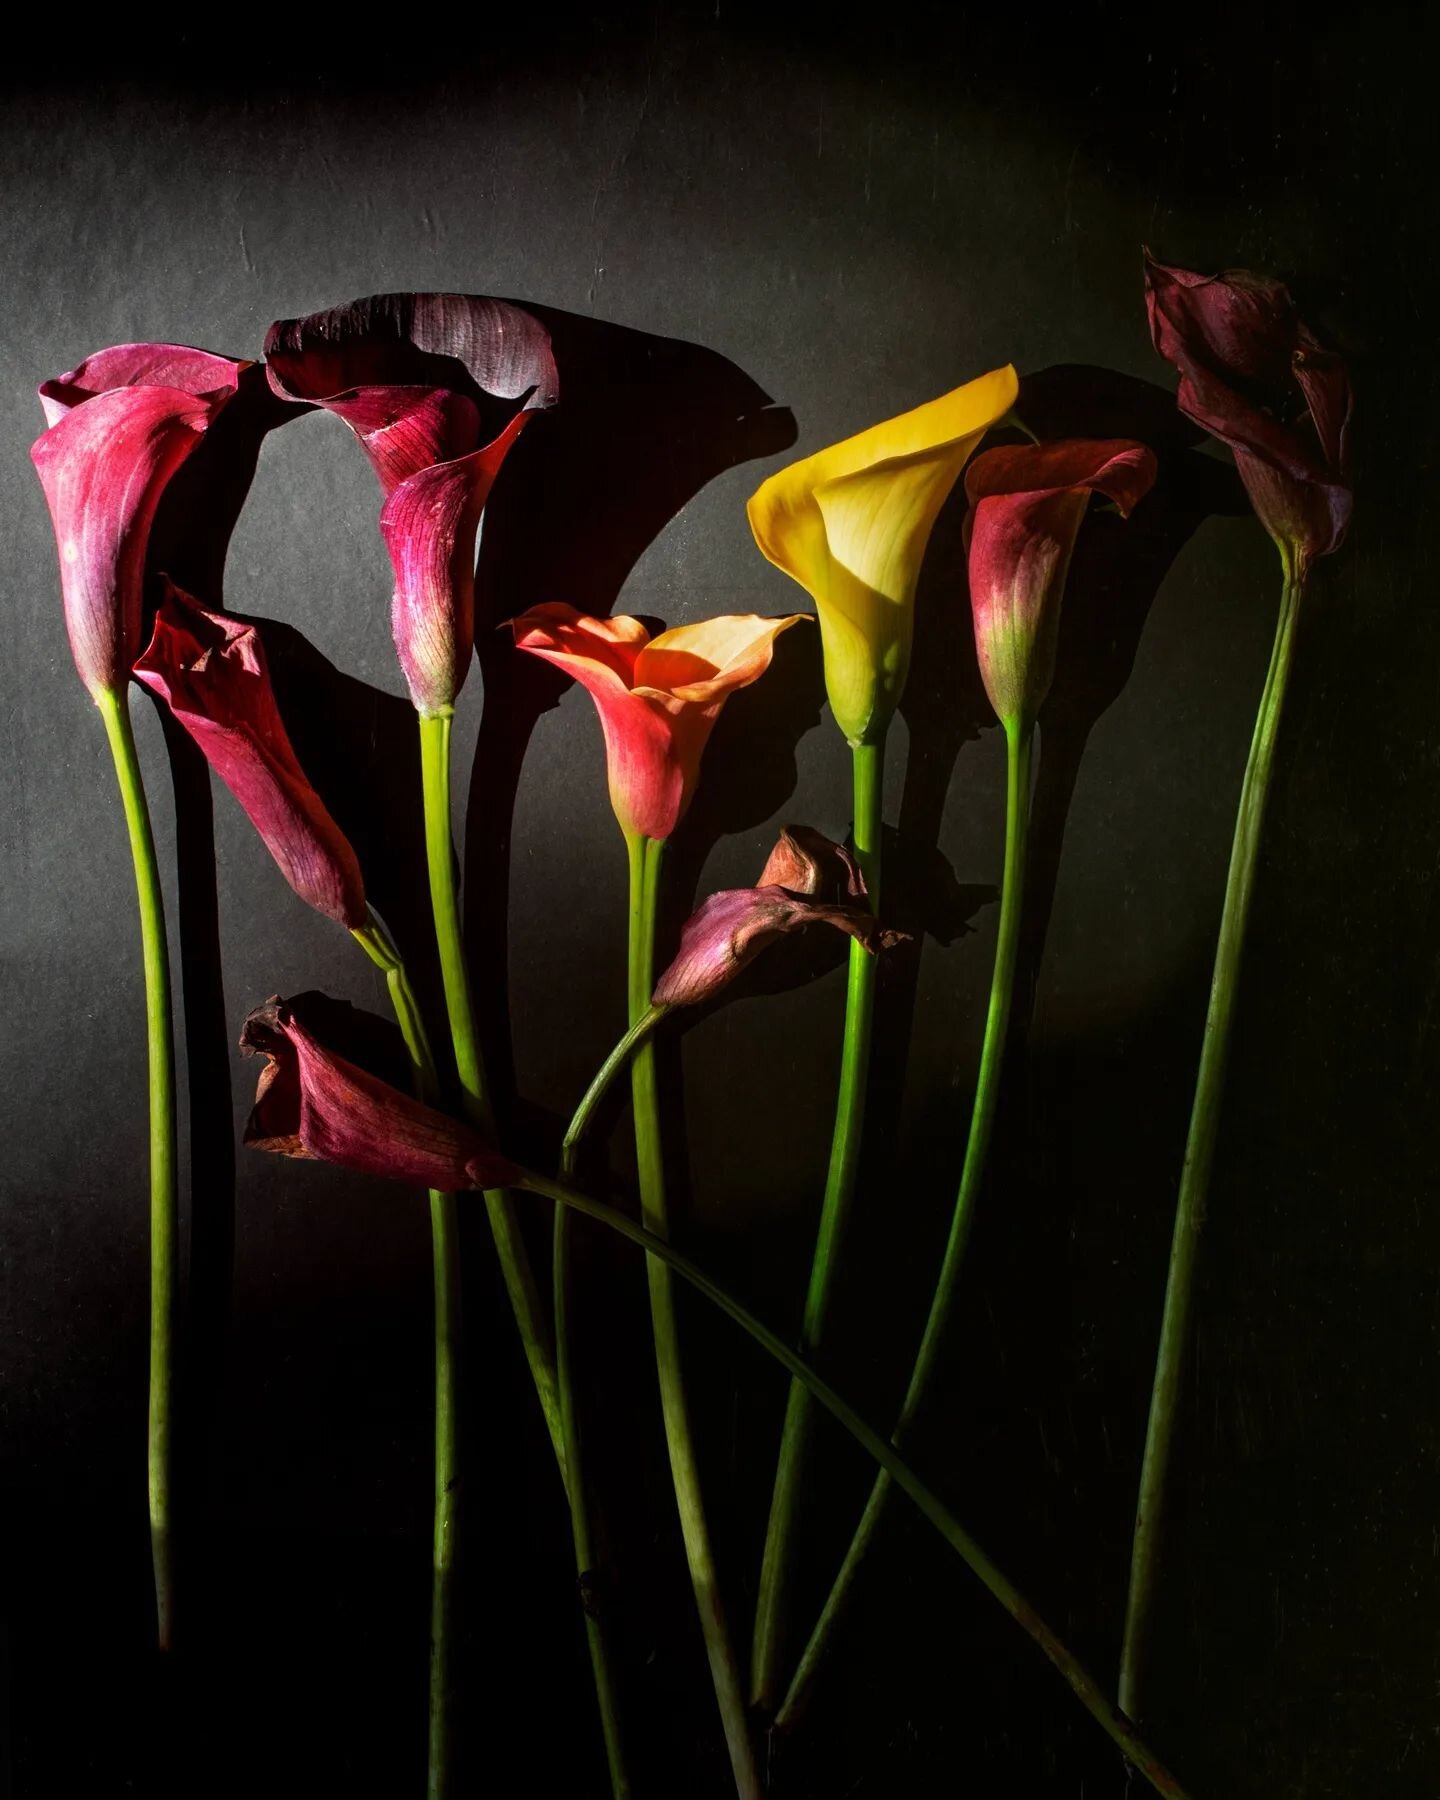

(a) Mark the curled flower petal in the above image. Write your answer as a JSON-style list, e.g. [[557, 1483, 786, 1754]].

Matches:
[[512, 603, 806, 840], [134, 585, 366, 927], [964, 439, 1158, 727], [747, 367, 1019, 744], [30, 344, 247, 698], [652, 826, 903, 1008], [757, 823, 865, 898], [241, 995, 518, 1190], [264, 293, 559, 712], [1143, 252, 1352, 560]]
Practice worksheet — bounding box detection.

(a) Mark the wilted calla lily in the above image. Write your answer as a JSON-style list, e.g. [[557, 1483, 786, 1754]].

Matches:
[[511, 602, 806, 840], [31, 343, 247, 700], [134, 584, 367, 928], [265, 293, 559, 714], [747, 365, 1019, 745], [653, 826, 904, 1009], [241, 995, 518, 1191], [965, 438, 1158, 728], [1144, 252, 1352, 562]]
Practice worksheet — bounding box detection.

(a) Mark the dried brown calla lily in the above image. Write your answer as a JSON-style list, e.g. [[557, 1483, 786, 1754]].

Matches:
[[652, 826, 905, 1010]]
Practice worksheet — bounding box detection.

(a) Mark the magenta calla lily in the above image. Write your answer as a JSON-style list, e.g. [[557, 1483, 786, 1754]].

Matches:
[[241, 995, 518, 1191], [264, 293, 559, 714], [31, 343, 247, 699], [653, 826, 903, 1009], [134, 585, 367, 928], [965, 439, 1158, 727], [1143, 252, 1353, 561]]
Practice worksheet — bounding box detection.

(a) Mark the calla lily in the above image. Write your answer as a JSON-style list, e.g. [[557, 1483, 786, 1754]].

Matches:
[[653, 826, 903, 1009], [31, 343, 247, 699], [510, 602, 806, 840], [241, 995, 518, 1191], [1143, 252, 1352, 561], [133, 584, 367, 928], [264, 293, 559, 714], [965, 439, 1158, 728], [747, 365, 1019, 745]]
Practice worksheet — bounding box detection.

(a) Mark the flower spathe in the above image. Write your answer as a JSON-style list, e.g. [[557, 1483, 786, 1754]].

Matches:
[[241, 995, 519, 1191], [1143, 252, 1353, 562], [31, 344, 247, 700], [265, 293, 559, 714], [747, 365, 1019, 745], [653, 826, 904, 1009], [510, 603, 807, 840], [965, 438, 1158, 728], [134, 584, 367, 927]]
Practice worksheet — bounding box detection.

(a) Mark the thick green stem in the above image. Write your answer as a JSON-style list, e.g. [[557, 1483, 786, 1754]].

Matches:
[[629, 830, 761, 1800], [98, 688, 178, 1652], [417, 709, 565, 1480], [751, 733, 884, 1710], [354, 918, 461, 1798], [518, 1170, 1192, 1800], [1119, 553, 1306, 1722], [779, 718, 1034, 1728]]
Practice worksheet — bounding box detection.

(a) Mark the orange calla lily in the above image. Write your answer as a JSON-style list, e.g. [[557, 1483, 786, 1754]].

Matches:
[[510, 602, 806, 840], [746, 365, 1019, 745]]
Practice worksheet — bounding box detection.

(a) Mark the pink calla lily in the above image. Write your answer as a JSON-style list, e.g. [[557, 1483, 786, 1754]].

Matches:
[[31, 344, 247, 699], [964, 439, 1158, 727], [134, 585, 367, 928], [264, 293, 559, 714]]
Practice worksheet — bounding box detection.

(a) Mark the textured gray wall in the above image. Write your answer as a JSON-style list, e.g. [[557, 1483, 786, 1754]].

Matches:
[[2, 10, 1433, 1797]]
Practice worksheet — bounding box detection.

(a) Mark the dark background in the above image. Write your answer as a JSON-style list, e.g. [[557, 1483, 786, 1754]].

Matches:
[[2, 5, 1436, 1795]]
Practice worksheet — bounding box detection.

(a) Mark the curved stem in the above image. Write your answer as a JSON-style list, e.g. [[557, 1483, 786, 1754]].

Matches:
[[98, 688, 178, 1652], [1119, 553, 1306, 1721], [779, 718, 1034, 1728], [354, 917, 461, 1798], [629, 830, 761, 1799], [517, 1170, 1193, 1800], [417, 709, 565, 1479], [563, 1006, 669, 1173], [751, 734, 884, 1710]]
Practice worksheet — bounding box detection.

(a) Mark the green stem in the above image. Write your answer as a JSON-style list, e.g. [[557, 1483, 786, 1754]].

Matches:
[[417, 709, 565, 1481], [779, 717, 1034, 1728], [354, 917, 460, 1799], [518, 1170, 1193, 1800], [751, 733, 884, 1710], [1119, 551, 1307, 1722], [628, 830, 761, 1800], [563, 1006, 669, 1172], [98, 688, 178, 1652]]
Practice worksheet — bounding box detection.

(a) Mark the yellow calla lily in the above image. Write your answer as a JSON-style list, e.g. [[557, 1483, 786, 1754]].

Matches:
[[746, 364, 1019, 744]]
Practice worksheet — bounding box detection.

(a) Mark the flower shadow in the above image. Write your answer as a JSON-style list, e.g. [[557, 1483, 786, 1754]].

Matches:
[[465, 305, 799, 1112]]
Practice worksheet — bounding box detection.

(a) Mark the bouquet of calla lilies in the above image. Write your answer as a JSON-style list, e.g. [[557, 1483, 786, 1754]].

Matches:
[[31, 254, 1352, 1799]]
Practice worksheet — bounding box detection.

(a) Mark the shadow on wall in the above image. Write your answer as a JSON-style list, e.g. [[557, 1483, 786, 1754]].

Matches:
[[465, 302, 800, 1114]]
